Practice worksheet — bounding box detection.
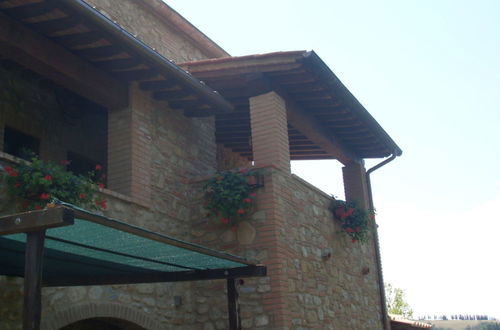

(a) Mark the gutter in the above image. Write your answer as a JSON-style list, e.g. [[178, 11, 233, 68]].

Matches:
[[61, 0, 233, 113], [366, 151, 399, 330]]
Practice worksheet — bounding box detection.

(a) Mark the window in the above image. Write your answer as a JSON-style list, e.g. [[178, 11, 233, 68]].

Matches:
[[3, 126, 40, 160]]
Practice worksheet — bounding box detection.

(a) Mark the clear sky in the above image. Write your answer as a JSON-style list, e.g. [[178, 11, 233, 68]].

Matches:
[[165, 0, 500, 319]]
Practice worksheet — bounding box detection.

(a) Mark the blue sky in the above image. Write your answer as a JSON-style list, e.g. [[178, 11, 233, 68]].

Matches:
[[166, 0, 500, 318]]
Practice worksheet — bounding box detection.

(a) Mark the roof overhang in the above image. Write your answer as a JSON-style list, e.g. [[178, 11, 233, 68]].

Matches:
[[0, 0, 232, 116], [180, 51, 402, 162]]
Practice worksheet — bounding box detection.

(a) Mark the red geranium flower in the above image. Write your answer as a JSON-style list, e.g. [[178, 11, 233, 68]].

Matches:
[[96, 199, 107, 209], [34, 205, 43, 210], [79, 193, 87, 199], [98, 183, 105, 189], [236, 209, 245, 215], [40, 193, 50, 200], [345, 227, 354, 233], [352, 239, 358, 243], [5, 166, 19, 177], [243, 198, 252, 203], [44, 175, 52, 181], [345, 208, 354, 217], [220, 218, 229, 224], [249, 192, 257, 197], [95, 164, 102, 171]]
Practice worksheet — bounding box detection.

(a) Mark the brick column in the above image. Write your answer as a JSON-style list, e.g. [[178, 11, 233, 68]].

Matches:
[[249, 91, 290, 173], [342, 161, 369, 208], [107, 85, 151, 206]]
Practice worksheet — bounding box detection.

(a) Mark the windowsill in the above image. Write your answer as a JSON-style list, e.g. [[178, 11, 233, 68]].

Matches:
[[0, 150, 150, 210]]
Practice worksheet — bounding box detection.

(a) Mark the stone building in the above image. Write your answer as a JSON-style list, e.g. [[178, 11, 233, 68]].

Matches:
[[0, 0, 402, 329]]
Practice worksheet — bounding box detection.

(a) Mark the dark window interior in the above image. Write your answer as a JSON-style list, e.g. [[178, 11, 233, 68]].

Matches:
[[67, 151, 104, 178], [3, 126, 40, 160]]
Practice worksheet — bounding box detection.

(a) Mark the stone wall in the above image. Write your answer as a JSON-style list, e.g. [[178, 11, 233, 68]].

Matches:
[[185, 167, 384, 329], [83, 0, 222, 63]]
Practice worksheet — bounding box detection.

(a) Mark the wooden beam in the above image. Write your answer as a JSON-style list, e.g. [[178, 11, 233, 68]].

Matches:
[[113, 69, 158, 81], [285, 95, 358, 165], [227, 278, 240, 330], [2, 2, 56, 20], [43, 265, 267, 287], [29, 16, 81, 35], [0, 12, 128, 109], [23, 230, 46, 330], [53, 31, 106, 48], [0, 207, 74, 235], [74, 45, 124, 60]]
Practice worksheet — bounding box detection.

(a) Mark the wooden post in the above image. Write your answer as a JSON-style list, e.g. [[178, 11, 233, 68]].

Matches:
[[227, 278, 240, 330], [23, 230, 46, 330]]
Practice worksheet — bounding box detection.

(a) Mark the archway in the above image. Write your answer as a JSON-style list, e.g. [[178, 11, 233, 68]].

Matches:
[[60, 317, 146, 330]]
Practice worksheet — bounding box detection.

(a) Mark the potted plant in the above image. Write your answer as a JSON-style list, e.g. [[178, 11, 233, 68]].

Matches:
[[203, 168, 262, 231], [1, 154, 106, 211], [330, 199, 374, 243]]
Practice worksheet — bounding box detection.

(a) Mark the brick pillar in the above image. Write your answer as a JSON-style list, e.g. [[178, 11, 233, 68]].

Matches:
[[249, 91, 290, 172], [107, 85, 151, 206], [342, 161, 369, 208]]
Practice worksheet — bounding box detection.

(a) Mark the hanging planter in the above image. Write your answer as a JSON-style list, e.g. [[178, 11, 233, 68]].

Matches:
[[203, 168, 263, 231], [330, 199, 374, 243]]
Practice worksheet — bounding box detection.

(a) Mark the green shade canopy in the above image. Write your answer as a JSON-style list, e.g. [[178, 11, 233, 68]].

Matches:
[[0, 202, 265, 287]]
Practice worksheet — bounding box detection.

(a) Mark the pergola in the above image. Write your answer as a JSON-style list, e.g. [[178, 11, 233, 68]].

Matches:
[[0, 203, 266, 330]]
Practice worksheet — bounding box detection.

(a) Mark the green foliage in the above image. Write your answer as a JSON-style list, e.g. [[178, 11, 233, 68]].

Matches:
[[330, 199, 373, 243], [204, 168, 261, 228], [385, 283, 414, 318], [1, 154, 106, 211]]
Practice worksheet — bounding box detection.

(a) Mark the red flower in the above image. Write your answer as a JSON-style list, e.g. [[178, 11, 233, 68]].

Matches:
[[98, 183, 105, 189], [243, 198, 252, 203], [345, 208, 354, 217], [4, 166, 19, 177], [220, 218, 229, 224], [249, 192, 257, 197], [95, 164, 102, 171], [239, 168, 248, 174], [96, 199, 107, 209], [60, 160, 71, 166], [345, 227, 355, 233], [236, 209, 245, 215], [79, 193, 87, 199], [352, 239, 358, 243], [44, 175, 52, 181], [34, 205, 43, 210], [40, 193, 50, 200]]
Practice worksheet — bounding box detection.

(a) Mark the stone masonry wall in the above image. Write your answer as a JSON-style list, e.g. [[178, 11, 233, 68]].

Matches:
[[83, 0, 215, 63], [185, 167, 384, 329], [282, 173, 383, 329]]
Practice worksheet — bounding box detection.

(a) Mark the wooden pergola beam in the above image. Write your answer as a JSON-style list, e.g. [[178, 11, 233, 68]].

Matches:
[[283, 92, 359, 165], [0, 12, 128, 109], [0, 208, 74, 235]]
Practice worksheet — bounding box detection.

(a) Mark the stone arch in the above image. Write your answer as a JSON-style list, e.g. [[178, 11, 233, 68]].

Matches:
[[41, 302, 165, 330]]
